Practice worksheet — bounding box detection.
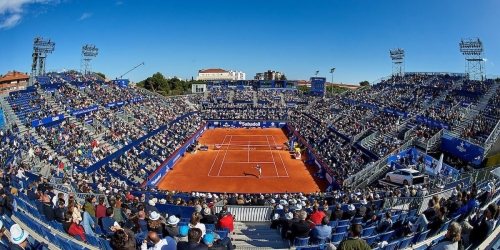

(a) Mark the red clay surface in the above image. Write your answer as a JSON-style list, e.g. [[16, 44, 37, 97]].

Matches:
[[157, 128, 329, 193]]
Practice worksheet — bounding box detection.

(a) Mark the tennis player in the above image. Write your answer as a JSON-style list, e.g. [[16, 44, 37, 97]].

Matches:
[[254, 165, 262, 178]]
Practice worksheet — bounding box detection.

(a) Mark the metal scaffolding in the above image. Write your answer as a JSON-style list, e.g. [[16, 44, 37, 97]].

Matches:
[[459, 38, 485, 80], [80, 44, 99, 76], [29, 36, 55, 86], [390, 48, 405, 78]]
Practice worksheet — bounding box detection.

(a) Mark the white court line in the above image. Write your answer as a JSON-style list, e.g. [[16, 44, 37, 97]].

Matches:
[[217, 135, 232, 176], [266, 135, 279, 176], [225, 135, 274, 136], [210, 176, 289, 178], [272, 135, 289, 177], [226, 141, 271, 143], [223, 162, 276, 164], [208, 135, 227, 176], [247, 140, 250, 162]]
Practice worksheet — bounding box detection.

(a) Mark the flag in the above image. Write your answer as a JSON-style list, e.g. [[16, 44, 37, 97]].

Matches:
[[435, 153, 444, 174]]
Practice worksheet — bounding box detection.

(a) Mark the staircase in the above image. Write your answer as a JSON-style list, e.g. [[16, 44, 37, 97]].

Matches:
[[229, 90, 235, 103], [280, 92, 285, 106], [184, 97, 198, 110], [232, 222, 288, 249], [253, 91, 258, 106], [450, 83, 500, 137]]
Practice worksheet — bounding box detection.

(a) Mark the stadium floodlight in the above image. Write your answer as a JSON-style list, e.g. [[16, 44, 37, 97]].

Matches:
[[389, 48, 405, 78], [30, 36, 56, 86], [81, 44, 99, 76], [315, 70, 319, 76], [329, 68, 336, 95], [459, 38, 485, 80]]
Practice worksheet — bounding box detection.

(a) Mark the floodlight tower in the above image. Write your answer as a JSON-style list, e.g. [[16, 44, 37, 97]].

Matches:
[[459, 38, 485, 80], [390, 48, 405, 78], [29, 36, 55, 86], [81, 44, 99, 76]]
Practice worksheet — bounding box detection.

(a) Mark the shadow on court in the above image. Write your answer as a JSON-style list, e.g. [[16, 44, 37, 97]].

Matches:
[[242, 172, 259, 178]]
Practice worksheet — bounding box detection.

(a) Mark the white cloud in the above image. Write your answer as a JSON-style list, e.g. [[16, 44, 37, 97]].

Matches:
[[116, 1, 123, 5], [0, 0, 59, 30], [78, 12, 92, 21]]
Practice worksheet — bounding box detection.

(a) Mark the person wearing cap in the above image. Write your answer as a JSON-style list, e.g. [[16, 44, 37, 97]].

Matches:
[[145, 198, 160, 216], [203, 233, 234, 250], [0, 221, 10, 250], [343, 204, 356, 220], [216, 210, 234, 233], [201, 206, 217, 224], [165, 215, 181, 238], [9, 224, 29, 250], [148, 211, 166, 236], [141, 231, 174, 250], [337, 223, 371, 250], [177, 228, 208, 250], [176, 225, 190, 243]]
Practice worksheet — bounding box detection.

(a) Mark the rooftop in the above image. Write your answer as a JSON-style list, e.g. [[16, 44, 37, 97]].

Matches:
[[199, 68, 228, 73], [0, 71, 30, 82]]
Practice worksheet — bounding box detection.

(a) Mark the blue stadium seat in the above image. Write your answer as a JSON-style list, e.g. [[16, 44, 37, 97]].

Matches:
[[293, 237, 310, 247], [331, 232, 345, 243], [362, 235, 376, 245], [382, 241, 398, 250], [397, 236, 413, 249]]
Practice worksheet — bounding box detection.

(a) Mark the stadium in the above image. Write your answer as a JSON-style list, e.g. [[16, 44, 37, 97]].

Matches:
[[1, 2, 500, 250]]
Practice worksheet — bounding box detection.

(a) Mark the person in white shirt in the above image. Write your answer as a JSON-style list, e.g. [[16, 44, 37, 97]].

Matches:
[[141, 231, 171, 250]]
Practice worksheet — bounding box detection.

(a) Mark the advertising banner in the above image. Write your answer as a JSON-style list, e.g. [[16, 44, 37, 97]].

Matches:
[[360, 103, 379, 110], [416, 115, 450, 130], [106, 101, 125, 108], [71, 106, 98, 117], [31, 114, 64, 127], [441, 133, 484, 165], [383, 108, 409, 118]]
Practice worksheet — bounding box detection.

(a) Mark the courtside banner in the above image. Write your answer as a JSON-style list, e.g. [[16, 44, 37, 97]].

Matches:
[[441, 133, 484, 166], [206, 120, 287, 128]]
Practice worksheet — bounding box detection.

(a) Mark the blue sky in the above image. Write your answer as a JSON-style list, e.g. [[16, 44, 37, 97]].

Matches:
[[0, 0, 499, 84]]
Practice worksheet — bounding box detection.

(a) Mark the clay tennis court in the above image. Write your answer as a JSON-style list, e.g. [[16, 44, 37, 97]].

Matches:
[[156, 128, 329, 193]]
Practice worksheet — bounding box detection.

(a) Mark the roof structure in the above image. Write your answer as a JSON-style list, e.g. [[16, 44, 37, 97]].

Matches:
[[0, 71, 30, 82], [198, 68, 228, 73]]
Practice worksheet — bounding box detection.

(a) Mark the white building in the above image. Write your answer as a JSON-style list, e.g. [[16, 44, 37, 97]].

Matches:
[[196, 68, 245, 81]]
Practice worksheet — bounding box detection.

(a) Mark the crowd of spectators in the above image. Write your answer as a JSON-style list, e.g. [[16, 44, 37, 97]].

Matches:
[[232, 89, 253, 102], [35, 119, 111, 168], [52, 85, 97, 113], [7, 92, 62, 127], [201, 108, 288, 120]]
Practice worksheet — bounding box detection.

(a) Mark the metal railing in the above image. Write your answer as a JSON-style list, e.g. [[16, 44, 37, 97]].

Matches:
[[213, 205, 272, 222], [382, 188, 455, 215], [483, 119, 500, 152], [348, 139, 415, 189], [425, 129, 443, 152], [352, 128, 371, 143], [404, 125, 418, 140], [360, 131, 378, 147]]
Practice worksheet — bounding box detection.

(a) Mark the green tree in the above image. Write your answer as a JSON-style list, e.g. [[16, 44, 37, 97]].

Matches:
[[94, 72, 106, 79], [298, 85, 310, 93], [359, 80, 370, 87], [280, 74, 287, 80]]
